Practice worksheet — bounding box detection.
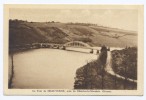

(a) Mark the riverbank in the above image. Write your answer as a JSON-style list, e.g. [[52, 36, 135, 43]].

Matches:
[[74, 50, 137, 89]]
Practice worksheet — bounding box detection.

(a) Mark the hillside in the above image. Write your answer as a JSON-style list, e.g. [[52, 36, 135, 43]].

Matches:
[[9, 20, 137, 47]]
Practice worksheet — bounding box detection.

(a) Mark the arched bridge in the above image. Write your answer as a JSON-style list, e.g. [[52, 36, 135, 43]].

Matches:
[[64, 41, 91, 49], [63, 41, 98, 54]]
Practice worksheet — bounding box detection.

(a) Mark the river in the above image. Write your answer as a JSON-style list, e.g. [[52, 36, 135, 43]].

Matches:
[[9, 48, 98, 89]]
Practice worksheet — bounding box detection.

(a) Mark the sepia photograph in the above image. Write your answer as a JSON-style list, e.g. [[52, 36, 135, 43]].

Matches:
[[4, 4, 144, 95]]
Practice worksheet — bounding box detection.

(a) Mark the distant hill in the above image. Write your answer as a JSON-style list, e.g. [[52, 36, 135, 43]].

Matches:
[[9, 19, 137, 47]]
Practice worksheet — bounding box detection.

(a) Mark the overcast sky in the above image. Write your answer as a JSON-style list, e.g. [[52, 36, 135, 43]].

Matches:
[[9, 8, 138, 31]]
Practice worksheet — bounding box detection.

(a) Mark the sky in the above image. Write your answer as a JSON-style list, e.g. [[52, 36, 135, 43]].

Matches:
[[9, 7, 138, 31]]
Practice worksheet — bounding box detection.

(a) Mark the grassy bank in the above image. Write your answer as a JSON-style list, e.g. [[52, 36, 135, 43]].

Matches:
[[74, 51, 137, 90], [111, 47, 137, 80]]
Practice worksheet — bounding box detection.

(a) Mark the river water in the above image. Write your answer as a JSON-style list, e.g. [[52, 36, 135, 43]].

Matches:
[[10, 48, 97, 89]]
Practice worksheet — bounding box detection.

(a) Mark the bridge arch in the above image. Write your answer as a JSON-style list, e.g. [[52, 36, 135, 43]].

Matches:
[[64, 41, 91, 48]]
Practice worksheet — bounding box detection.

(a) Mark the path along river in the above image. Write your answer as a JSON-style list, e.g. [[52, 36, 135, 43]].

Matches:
[[105, 51, 137, 83]]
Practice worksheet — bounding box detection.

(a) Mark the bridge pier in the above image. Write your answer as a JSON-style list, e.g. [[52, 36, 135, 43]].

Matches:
[[96, 50, 99, 54], [62, 46, 66, 50], [90, 49, 93, 54], [57, 46, 60, 49]]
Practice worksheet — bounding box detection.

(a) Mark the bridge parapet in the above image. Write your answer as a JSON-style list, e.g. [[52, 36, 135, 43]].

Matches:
[[64, 41, 91, 49]]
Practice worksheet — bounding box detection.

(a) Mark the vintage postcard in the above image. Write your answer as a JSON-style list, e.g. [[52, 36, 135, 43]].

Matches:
[[4, 4, 144, 95]]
